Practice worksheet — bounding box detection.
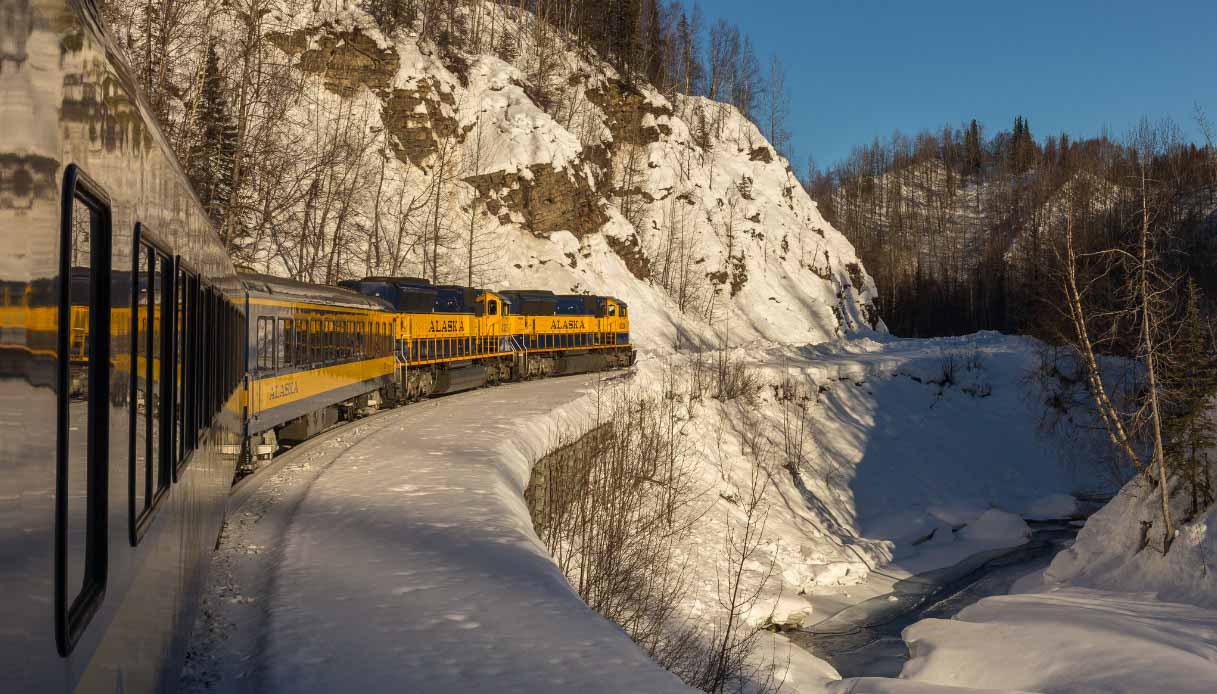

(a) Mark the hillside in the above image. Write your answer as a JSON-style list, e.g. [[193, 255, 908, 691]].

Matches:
[[153, 2, 880, 353], [813, 123, 1217, 337]]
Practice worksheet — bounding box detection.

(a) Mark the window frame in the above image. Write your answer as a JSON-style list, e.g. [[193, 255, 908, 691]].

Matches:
[[55, 165, 111, 657], [128, 225, 176, 546]]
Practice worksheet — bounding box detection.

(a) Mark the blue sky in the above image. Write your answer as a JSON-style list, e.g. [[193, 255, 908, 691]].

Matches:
[[693, 0, 1217, 172]]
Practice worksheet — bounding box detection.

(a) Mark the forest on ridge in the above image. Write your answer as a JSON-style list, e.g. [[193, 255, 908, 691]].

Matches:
[[810, 116, 1217, 339]]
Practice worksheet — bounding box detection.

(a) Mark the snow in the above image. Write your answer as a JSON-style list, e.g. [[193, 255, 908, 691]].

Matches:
[[956, 510, 1029, 545], [1042, 475, 1217, 609], [862, 440, 1217, 694], [1024, 493, 1079, 520], [899, 588, 1217, 694], [462, 55, 586, 177], [184, 375, 692, 693]]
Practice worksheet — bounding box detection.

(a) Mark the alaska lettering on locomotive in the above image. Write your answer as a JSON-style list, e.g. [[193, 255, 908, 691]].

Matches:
[[428, 318, 461, 333]]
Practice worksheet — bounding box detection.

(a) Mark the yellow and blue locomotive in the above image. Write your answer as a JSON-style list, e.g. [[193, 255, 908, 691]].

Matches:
[[338, 277, 635, 400]]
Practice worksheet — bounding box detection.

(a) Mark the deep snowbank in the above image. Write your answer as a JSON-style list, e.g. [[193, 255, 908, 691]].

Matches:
[[900, 588, 1217, 694], [1043, 475, 1217, 609]]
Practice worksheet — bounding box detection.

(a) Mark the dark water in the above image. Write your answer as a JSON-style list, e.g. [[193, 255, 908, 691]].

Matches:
[[790, 520, 1080, 678]]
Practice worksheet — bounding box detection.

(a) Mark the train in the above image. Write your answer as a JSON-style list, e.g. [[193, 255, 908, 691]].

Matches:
[[0, 0, 633, 692], [242, 274, 633, 464]]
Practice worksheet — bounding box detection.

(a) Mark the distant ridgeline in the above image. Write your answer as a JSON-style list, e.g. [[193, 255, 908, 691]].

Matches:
[[811, 117, 1217, 339]]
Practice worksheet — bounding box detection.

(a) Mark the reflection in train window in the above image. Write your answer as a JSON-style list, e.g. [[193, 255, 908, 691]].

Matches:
[[257, 317, 273, 371], [279, 318, 292, 367], [130, 233, 173, 541], [57, 167, 110, 656], [175, 268, 186, 466], [132, 246, 149, 527]]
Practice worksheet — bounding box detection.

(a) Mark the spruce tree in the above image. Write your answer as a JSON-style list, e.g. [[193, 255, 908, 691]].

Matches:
[[187, 40, 238, 231], [1164, 279, 1217, 515]]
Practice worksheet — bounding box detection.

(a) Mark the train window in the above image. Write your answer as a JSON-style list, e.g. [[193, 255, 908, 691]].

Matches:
[[212, 291, 221, 413], [153, 251, 172, 490], [607, 305, 617, 317], [257, 317, 275, 371], [488, 300, 498, 316], [199, 290, 210, 423], [279, 319, 292, 367], [56, 166, 111, 657], [129, 234, 172, 543], [322, 319, 331, 362], [180, 274, 193, 459], [131, 245, 150, 529], [175, 266, 186, 466], [207, 290, 217, 419], [186, 274, 200, 452], [311, 318, 319, 363]]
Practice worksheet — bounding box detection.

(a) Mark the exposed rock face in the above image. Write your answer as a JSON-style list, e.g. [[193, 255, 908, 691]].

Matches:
[[269, 27, 398, 97], [465, 163, 608, 238], [749, 146, 774, 163], [603, 230, 653, 282], [382, 80, 463, 169], [585, 79, 672, 147]]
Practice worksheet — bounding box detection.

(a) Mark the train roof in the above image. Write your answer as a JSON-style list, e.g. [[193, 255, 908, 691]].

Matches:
[[239, 272, 393, 311], [361, 276, 432, 286]]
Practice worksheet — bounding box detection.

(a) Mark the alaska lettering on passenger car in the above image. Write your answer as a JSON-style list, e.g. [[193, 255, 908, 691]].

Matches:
[[549, 319, 586, 330], [268, 381, 299, 401]]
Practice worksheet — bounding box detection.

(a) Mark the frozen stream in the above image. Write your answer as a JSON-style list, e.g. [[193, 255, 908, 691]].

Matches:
[[791, 520, 1080, 678]]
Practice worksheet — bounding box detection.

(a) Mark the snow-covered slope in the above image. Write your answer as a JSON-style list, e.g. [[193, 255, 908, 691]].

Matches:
[[1043, 472, 1217, 608], [254, 2, 879, 355], [639, 333, 1098, 633]]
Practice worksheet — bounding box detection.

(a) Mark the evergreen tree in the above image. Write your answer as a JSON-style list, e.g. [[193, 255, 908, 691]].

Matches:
[[965, 119, 984, 181], [643, 0, 664, 87], [1164, 279, 1217, 515], [187, 41, 238, 231]]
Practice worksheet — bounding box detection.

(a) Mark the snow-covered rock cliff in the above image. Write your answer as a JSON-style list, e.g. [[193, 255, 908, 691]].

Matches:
[[257, 2, 881, 355]]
